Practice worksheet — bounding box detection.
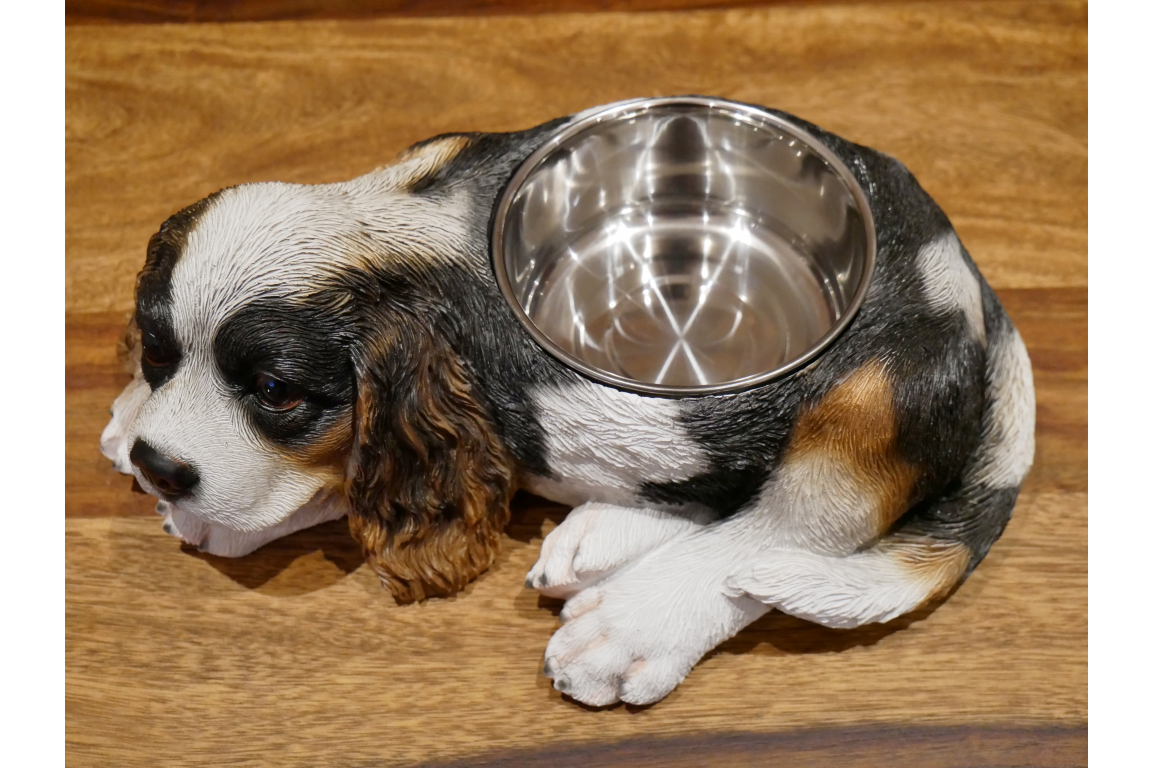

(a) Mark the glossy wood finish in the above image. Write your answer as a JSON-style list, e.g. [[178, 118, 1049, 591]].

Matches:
[[65, 3, 1087, 765]]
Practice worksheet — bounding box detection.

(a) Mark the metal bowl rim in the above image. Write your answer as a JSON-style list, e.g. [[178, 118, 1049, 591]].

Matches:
[[490, 96, 878, 398]]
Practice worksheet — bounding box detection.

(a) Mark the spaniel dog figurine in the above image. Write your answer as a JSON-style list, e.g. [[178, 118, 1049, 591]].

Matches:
[[101, 99, 1035, 707]]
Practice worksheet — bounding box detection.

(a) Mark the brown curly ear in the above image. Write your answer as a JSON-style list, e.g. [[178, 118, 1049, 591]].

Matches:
[[345, 315, 515, 603]]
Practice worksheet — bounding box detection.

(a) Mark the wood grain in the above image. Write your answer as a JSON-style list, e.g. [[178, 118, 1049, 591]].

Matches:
[[65, 1, 1086, 315], [66, 490, 1086, 766], [65, 0, 976, 25], [65, 3, 1087, 766]]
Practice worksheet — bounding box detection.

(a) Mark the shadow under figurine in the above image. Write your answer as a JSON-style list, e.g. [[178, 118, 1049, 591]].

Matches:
[[101, 97, 1035, 707]]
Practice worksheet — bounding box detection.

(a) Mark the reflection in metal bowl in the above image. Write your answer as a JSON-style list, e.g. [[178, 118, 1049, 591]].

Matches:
[[491, 97, 876, 396]]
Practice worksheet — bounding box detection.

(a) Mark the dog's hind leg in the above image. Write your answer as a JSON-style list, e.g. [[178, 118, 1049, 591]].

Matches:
[[727, 311, 1035, 628], [724, 532, 971, 629], [526, 502, 712, 599]]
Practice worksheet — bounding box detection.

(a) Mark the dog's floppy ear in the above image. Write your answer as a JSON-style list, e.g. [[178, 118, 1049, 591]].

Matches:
[[345, 312, 515, 603]]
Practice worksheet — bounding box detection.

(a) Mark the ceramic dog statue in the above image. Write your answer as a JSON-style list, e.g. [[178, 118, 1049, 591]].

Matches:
[[101, 98, 1035, 707]]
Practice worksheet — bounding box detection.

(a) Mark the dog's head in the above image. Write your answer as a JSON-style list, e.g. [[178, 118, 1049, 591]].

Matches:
[[122, 136, 515, 602]]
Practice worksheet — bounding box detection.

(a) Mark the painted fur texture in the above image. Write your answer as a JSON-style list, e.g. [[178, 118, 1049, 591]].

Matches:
[[102, 99, 1034, 706]]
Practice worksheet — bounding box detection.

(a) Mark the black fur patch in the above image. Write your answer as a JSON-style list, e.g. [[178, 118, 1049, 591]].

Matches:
[[639, 466, 773, 518], [898, 483, 1019, 576], [882, 273, 1023, 575], [410, 117, 571, 200], [213, 299, 356, 448], [135, 193, 223, 390]]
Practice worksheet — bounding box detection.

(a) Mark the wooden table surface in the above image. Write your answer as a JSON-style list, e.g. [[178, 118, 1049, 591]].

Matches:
[[65, 2, 1087, 765]]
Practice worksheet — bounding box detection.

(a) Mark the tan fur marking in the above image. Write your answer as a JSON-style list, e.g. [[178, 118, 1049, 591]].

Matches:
[[389, 134, 474, 191], [887, 533, 971, 603], [280, 414, 354, 482], [787, 360, 922, 535]]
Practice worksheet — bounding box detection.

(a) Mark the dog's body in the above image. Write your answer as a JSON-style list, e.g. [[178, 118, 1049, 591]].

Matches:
[[102, 102, 1034, 706]]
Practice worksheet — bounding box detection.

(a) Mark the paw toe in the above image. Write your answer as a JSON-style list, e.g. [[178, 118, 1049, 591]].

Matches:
[[525, 561, 547, 588], [546, 654, 623, 707], [619, 656, 689, 705], [560, 675, 619, 707], [559, 587, 603, 621], [544, 620, 603, 667]]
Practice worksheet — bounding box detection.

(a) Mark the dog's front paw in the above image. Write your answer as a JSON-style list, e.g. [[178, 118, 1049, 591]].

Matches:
[[526, 503, 705, 599], [541, 539, 766, 706], [542, 582, 697, 706]]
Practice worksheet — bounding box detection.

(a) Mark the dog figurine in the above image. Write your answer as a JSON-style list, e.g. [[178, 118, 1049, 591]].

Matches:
[[101, 98, 1035, 707]]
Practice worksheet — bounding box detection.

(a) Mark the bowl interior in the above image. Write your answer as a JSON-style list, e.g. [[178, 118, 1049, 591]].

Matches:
[[494, 99, 874, 396]]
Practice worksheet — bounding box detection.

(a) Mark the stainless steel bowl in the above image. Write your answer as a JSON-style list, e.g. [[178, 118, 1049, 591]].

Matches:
[[491, 97, 876, 397]]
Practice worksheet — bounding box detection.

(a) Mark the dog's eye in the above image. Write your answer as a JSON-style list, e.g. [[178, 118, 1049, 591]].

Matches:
[[141, 347, 174, 368], [254, 373, 303, 411]]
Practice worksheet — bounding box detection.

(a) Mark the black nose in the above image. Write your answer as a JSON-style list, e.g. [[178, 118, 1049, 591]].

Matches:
[[129, 439, 200, 498]]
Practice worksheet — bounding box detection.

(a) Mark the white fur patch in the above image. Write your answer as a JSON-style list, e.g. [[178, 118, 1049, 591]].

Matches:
[[170, 173, 470, 338], [967, 325, 1036, 489], [537, 454, 960, 704], [917, 232, 986, 346], [524, 381, 705, 508]]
